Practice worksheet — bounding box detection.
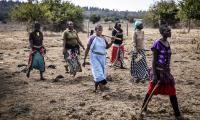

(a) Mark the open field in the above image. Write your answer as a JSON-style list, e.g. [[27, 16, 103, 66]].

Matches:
[[0, 23, 200, 120]]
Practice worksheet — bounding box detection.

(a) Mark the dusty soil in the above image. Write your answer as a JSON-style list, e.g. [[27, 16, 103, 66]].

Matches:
[[0, 23, 200, 120]]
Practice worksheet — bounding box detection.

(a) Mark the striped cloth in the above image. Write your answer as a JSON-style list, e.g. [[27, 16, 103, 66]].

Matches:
[[130, 49, 148, 79]]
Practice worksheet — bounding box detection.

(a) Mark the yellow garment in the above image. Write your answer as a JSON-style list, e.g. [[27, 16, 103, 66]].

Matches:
[[63, 29, 78, 46]]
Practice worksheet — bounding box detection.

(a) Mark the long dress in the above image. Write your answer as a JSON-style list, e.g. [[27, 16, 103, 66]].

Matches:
[[147, 39, 176, 96], [88, 35, 107, 84]]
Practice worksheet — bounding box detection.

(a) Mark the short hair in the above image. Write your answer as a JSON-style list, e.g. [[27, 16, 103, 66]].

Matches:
[[34, 22, 40, 29], [95, 24, 103, 31], [159, 24, 170, 34]]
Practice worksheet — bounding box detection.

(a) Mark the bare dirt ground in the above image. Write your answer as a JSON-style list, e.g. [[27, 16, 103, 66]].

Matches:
[[0, 23, 200, 120]]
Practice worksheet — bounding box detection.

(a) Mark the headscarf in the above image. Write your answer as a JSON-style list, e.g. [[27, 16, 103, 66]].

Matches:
[[134, 20, 142, 30]]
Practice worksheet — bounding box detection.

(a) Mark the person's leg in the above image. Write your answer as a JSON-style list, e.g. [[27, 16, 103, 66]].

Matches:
[[95, 82, 99, 91], [170, 95, 181, 118], [40, 71, 45, 80]]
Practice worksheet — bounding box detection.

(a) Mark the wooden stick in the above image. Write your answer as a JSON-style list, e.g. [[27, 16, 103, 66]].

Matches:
[[138, 82, 159, 119], [102, 34, 122, 41]]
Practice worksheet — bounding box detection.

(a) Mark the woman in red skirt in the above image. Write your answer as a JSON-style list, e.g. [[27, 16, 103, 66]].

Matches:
[[141, 23, 183, 120], [110, 22, 125, 68]]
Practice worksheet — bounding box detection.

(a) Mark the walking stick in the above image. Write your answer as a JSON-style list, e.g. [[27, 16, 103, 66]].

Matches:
[[102, 35, 122, 41], [138, 82, 160, 120]]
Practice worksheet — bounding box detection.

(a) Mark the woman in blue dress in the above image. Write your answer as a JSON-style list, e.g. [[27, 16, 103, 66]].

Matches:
[[83, 24, 114, 91]]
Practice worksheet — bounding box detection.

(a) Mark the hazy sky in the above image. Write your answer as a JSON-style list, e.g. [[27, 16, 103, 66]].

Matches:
[[16, 0, 161, 11], [67, 0, 160, 11]]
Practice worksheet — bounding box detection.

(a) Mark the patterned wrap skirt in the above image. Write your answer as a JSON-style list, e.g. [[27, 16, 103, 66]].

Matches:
[[147, 68, 176, 96], [130, 49, 148, 79], [64, 47, 82, 75]]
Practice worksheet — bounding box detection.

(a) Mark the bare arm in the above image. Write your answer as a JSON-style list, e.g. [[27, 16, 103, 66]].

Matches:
[[133, 31, 138, 50], [83, 45, 90, 67], [41, 32, 44, 47], [29, 33, 33, 49], [76, 33, 85, 50], [62, 32, 67, 54], [106, 37, 114, 49], [152, 49, 158, 83]]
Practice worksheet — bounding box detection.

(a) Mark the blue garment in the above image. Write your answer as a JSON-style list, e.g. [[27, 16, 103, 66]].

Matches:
[[90, 36, 107, 55], [90, 53, 106, 82], [32, 51, 45, 71], [89, 36, 107, 82]]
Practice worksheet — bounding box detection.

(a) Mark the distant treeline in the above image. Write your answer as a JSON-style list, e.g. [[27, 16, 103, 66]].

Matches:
[[0, 0, 21, 22], [82, 7, 146, 22], [0, 0, 200, 33]]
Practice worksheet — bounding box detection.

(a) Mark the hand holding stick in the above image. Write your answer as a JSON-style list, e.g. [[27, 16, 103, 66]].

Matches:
[[102, 34, 122, 41]]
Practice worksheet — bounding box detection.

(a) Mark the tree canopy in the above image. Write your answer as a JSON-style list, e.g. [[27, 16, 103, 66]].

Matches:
[[10, 0, 84, 31]]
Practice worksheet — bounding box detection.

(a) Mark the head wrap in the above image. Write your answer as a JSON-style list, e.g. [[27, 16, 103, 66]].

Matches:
[[134, 20, 142, 30]]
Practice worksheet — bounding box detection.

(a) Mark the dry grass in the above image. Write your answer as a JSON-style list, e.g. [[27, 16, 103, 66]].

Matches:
[[0, 23, 200, 120]]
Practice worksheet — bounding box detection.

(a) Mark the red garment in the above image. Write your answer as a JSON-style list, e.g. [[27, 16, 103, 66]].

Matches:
[[110, 45, 124, 64], [147, 80, 176, 96]]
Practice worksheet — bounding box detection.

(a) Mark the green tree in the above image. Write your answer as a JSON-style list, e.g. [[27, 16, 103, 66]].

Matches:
[[10, 3, 50, 23], [178, 0, 200, 32], [10, 1, 84, 32], [89, 14, 101, 24], [143, 0, 179, 28]]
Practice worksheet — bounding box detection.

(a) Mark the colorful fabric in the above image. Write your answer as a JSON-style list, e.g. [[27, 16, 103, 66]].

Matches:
[[88, 35, 107, 82], [28, 47, 45, 72], [150, 68, 175, 85], [130, 49, 148, 79], [151, 39, 171, 68], [147, 80, 176, 96], [147, 39, 176, 96], [111, 44, 125, 67], [64, 47, 82, 75]]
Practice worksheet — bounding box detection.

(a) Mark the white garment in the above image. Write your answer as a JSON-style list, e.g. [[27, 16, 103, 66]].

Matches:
[[89, 36, 107, 82], [90, 36, 107, 55]]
